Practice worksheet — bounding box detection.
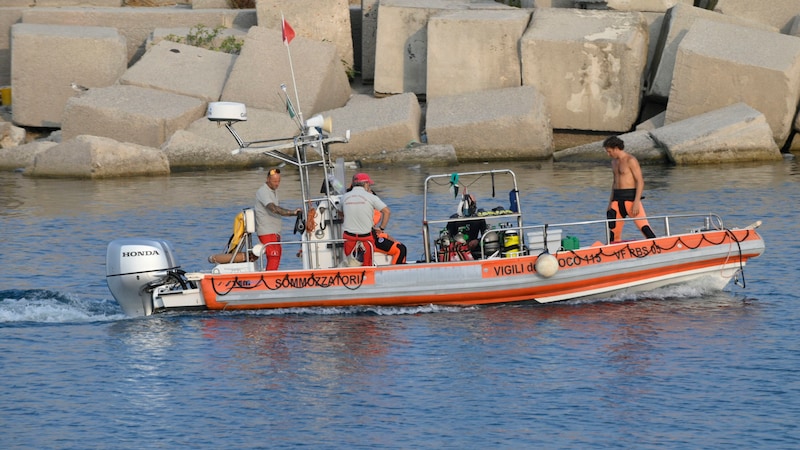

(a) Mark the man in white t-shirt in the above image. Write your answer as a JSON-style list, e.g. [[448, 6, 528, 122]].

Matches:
[[255, 168, 301, 270], [342, 173, 406, 266]]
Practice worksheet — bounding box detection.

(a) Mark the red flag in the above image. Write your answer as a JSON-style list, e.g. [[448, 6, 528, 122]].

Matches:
[[282, 17, 295, 45]]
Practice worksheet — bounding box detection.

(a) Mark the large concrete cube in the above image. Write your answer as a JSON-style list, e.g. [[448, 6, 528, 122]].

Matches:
[[61, 85, 206, 148], [425, 86, 553, 161], [605, 0, 692, 12], [714, 0, 800, 33], [666, 19, 800, 147], [21, 7, 257, 66], [0, 140, 57, 172], [192, 0, 230, 7], [10, 23, 127, 128], [426, 9, 531, 99], [221, 26, 350, 118], [256, 0, 354, 75], [520, 9, 649, 132], [646, 3, 776, 101], [36, 0, 121, 5], [373, 0, 473, 97], [163, 107, 299, 170], [0, 8, 26, 87], [654, 103, 782, 164], [26, 135, 170, 179], [321, 92, 422, 159], [361, 0, 380, 82], [553, 129, 665, 164], [120, 41, 237, 102], [148, 26, 247, 51]]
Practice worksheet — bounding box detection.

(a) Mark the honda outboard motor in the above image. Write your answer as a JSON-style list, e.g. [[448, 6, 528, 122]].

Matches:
[[106, 238, 182, 317]]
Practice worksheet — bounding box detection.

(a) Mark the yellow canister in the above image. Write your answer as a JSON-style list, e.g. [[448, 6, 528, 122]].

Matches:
[[0, 86, 10, 106], [502, 230, 520, 258]]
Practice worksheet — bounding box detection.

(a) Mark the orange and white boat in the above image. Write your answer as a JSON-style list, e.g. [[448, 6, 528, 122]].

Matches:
[[106, 103, 766, 317]]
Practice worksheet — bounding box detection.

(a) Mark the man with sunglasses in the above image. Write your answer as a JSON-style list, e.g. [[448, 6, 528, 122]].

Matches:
[[255, 168, 301, 270]]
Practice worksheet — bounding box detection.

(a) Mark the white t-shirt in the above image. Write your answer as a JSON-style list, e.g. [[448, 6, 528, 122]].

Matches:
[[255, 183, 282, 236], [342, 186, 386, 234]]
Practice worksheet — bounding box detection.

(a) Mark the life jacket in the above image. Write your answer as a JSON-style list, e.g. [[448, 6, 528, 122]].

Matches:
[[226, 211, 246, 253]]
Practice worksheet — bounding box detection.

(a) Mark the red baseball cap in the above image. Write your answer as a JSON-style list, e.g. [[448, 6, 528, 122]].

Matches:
[[352, 173, 374, 185]]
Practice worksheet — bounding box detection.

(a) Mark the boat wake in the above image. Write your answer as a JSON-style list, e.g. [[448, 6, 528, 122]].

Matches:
[[565, 282, 744, 306], [0, 289, 126, 323], [1, 283, 749, 323]]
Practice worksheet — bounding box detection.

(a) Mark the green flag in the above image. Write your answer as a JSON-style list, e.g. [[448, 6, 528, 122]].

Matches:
[[286, 98, 296, 119]]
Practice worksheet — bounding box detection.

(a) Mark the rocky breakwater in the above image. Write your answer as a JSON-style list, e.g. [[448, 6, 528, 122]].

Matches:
[[0, 0, 796, 178]]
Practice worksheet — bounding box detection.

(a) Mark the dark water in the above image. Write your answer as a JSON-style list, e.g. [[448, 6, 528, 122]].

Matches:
[[1, 159, 799, 449]]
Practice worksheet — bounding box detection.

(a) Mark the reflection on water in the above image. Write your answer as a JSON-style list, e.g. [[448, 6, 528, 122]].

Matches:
[[120, 289, 762, 394]]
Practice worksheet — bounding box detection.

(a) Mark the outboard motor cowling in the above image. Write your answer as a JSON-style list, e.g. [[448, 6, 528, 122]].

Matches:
[[106, 238, 181, 316]]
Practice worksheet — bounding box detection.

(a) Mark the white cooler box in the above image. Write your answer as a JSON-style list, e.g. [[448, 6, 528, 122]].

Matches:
[[526, 229, 562, 254]]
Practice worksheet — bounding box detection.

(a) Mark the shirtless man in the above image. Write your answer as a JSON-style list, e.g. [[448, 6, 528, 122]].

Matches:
[[604, 136, 656, 241]]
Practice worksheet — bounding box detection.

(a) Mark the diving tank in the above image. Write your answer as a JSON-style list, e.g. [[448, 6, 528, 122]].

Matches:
[[106, 238, 181, 316]]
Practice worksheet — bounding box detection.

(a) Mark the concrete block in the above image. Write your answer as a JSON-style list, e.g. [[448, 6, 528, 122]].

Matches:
[[350, 5, 362, 76], [714, 0, 800, 33], [426, 86, 553, 161], [531, 0, 576, 6], [521, 9, 649, 132], [646, 3, 776, 101], [635, 110, 665, 131], [163, 130, 263, 171], [26, 135, 170, 179], [605, 0, 692, 12], [10, 23, 127, 128], [552, 129, 666, 163], [62, 85, 206, 148], [163, 107, 299, 170], [192, 0, 230, 8], [357, 143, 458, 166], [35, 0, 121, 5], [148, 26, 247, 50], [426, 9, 531, 99], [0, 8, 26, 87], [21, 7, 257, 66], [0, 121, 25, 149], [654, 103, 782, 164], [641, 12, 664, 86], [120, 41, 237, 102], [221, 26, 350, 117], [256, 0, 354, 75], [0, 140, 57, 172], [374, 0, 474, 97], [666, 19, 800, 147], [321, 92, 422, 160], [788, 16, 800, 37], [361, 0, 380, 82]]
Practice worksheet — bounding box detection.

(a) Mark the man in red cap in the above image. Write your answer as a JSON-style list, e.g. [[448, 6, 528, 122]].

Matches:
[[342, 173, 406, 265]]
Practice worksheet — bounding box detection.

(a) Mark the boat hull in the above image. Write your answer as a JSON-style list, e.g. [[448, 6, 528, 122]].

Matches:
[[191, 228, 764, 312]]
